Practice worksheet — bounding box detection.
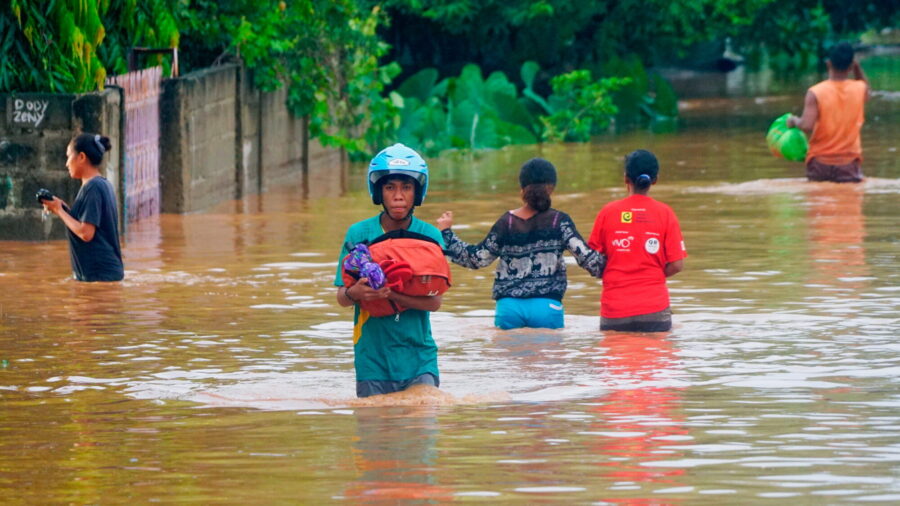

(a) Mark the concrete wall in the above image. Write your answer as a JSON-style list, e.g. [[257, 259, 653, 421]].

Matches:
[[307, 137, 347, 199], [161, 64, 346, 213], [0, 89, 122, 240], [257, 82, 305, 187], [236, 67, 261, 197], [159, 64, 238, 213], [1, 62, 346, 238]]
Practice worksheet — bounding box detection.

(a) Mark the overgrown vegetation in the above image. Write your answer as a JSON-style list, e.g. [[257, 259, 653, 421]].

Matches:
[[175, 0, 400, 156], [2, 0, 107, 92], [372, 0, 899, 78], [1, 0, 896, 158], [99, 0, 180, 76]]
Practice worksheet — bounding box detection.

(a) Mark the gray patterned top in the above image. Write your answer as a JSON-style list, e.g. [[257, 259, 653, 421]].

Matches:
[[442, 209, 605, 301]]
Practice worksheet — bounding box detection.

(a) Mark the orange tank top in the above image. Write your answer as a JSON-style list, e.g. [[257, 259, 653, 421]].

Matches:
[[806, 79, 867, 165]]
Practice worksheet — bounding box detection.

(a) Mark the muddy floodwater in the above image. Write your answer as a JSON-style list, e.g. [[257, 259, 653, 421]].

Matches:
[[2, 67, 899, 502]]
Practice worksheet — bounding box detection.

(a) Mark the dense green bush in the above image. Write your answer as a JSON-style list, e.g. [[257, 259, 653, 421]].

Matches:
[[391, 61, 640, 154], [534, 69, 629, 143], [392, 64, 537, 153], [172, 0, 400, 158], [1, 0, 397, 159], [3, 0, 895, 158], [370, 0, 899, 79], [369, 0, 773, 81], [2, 0, 107, 92], [99, 0, 180, 76]]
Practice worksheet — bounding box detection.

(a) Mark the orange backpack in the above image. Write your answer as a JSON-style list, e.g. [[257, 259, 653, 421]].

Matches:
[[342, 230, 452, 317]]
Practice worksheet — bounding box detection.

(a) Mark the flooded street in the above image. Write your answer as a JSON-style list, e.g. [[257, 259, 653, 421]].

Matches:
[[2, 79, 900, 501]]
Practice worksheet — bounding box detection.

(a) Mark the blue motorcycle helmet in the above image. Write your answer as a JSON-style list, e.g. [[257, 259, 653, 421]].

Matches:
[[368, 143, 429, 206]]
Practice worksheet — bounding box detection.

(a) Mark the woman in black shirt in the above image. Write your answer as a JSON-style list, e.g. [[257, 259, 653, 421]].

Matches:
[[437, 158, 604, 329], [42, 133, 124, 282]]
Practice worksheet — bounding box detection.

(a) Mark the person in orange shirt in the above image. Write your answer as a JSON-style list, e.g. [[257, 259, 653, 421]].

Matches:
[[787, 41, 870, 183]]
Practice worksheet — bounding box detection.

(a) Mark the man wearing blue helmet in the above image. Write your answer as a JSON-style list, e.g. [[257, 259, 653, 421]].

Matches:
[[334, 143, 447, 398]]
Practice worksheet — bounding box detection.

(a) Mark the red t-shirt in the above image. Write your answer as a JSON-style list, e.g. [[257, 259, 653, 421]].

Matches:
[[588, 194, 686, 318]]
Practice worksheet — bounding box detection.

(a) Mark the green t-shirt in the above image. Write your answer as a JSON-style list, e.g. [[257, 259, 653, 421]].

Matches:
[[335, 213, 446, 382]]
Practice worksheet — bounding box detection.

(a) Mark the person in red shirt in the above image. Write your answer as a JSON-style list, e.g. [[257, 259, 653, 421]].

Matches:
[[588, 150, 686, 332]]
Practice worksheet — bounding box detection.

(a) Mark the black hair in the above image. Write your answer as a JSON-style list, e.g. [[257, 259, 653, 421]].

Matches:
[[523, 184, 552, 213], [625, 149, 659, 191], [828, 41, 854, 72], [519, 158, 556, 213], [71, 133, 111, 166], [519, 158, 557, 187]]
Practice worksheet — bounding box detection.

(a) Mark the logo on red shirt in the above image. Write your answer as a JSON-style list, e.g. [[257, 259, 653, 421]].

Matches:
[[621, 211, 632, 223], [611, 236, 634, 248]]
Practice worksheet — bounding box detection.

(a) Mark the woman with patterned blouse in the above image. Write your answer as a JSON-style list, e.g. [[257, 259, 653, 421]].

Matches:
[[437, 158, 606, 329]]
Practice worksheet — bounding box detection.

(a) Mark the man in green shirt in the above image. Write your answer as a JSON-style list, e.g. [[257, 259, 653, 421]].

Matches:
[[334, 144, 446, 397]]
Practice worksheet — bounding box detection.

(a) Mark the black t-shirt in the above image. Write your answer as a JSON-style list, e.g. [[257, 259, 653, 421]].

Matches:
[[66, 177, 124, 282]]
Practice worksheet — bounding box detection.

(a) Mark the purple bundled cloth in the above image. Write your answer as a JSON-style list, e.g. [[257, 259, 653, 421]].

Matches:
[[343, 243, 372, 273], [360, 262, 385, 289], [343, 243, 385, 289]]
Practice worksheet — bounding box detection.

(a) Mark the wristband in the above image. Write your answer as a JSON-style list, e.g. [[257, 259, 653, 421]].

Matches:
[[344, 286, 357, 303]]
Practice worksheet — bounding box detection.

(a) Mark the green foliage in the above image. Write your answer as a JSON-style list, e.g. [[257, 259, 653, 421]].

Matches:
[[392, 63, 539, 155], [733, 0, 900, 70], [98, 0, 180, 76], [371, 0, 773, 80], [2, 1, 397, 160], [730, 1, 831, 70], [175, 0, 399, 159], [602, 54, 678, 129], [539, 70, 629, 143], [391, 62, 635, 153], [372, 0, 899, 81], [4, 0, 894, 157], [302, 4, 401, 157], [2, 0, 107, 92]]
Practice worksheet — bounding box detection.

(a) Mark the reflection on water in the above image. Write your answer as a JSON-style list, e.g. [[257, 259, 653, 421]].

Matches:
[[1, 80, 899, 502], [590, 334, 688, 501], [342, 407, 453, 502], [806, 183, 867, 291]]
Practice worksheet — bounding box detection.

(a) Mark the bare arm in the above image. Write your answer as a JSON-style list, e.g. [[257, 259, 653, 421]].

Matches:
[[336, 279, 439, 311], [44, 197, 95, 242], [787, 91, 818, 134], [851, 60, 870, 101], [336, 278, 390, 307], [388, 292, 442, 312], [664, 259, 684, 278]]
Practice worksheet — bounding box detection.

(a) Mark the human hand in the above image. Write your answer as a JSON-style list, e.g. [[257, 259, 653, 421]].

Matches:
[[786, 114, 800, 128], [348, 278, 391, 301], [42, 196, 64, 215], [437, 211, 453, 230]]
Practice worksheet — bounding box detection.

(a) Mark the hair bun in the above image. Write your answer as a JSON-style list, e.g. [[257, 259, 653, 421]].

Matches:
[[93, 134, 106, 154]]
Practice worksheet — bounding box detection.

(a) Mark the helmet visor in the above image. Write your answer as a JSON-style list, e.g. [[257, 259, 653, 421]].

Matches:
[[369, 169, 427, 188]]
